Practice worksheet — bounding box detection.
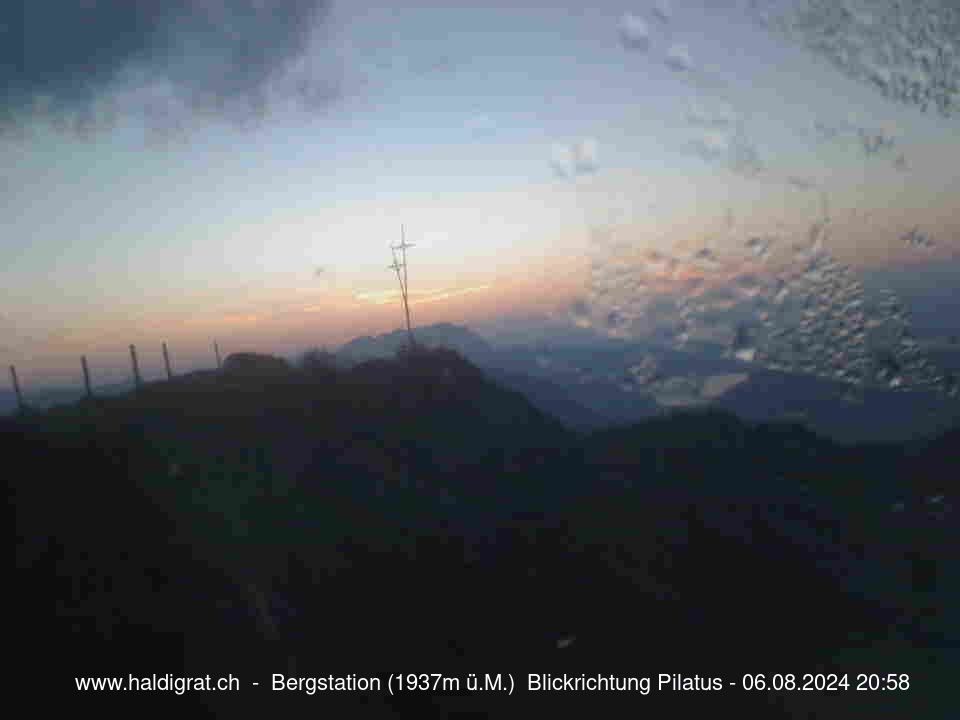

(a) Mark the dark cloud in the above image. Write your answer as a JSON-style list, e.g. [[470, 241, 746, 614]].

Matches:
[[1, 0, 333, 135], [3, 2, 177, 113]]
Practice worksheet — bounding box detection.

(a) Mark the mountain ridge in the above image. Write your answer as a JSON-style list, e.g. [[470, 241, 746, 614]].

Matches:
[[330, 322, 960, 443]]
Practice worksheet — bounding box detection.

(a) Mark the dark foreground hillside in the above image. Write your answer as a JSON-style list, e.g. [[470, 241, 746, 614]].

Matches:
[[9, 347, 958, 717]]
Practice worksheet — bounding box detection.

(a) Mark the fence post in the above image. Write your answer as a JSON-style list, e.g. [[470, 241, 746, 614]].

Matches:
[[9, 365, 25, 413], [214, 341, 222, 370], [162, 342, 173, 380], [129, 344, 142, 389], [81, 355, 93, 399]]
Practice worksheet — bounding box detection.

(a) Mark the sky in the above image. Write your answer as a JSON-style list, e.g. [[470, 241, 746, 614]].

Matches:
[[1, 0, 958, 388]]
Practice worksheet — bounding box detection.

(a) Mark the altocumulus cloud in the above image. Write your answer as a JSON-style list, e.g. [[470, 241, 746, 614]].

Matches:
[[1, 0, 337, 138]]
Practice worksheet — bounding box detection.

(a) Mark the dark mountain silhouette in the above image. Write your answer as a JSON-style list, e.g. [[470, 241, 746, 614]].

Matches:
[[337, 322, 496, 364], [0, 379, 137, 414], [335, 323, 960, 443], [222, 351, 292, 377], [483, 366, 608, 431], [9, 343, 957, 716]]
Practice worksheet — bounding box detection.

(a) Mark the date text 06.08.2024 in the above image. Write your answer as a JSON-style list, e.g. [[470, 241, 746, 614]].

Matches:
[[737, 674, 910, 692]]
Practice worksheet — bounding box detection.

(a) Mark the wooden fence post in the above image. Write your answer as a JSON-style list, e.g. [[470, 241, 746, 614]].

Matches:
[[129, 344, 142, 389], [9, 365, 25, 413], [81, 355, 93, 398], [162, 342, 173, 380]]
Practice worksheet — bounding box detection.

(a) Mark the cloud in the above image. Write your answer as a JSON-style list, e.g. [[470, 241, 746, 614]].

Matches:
[[409, 285, 491, 306], [1, 1, 336, 138], [354, 289, 402, 305], [354, 285, 491, 307], [221, 312, 260, 325]]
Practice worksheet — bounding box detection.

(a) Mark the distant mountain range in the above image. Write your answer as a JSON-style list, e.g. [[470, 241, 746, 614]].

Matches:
[[334, 322, 960, 444], [338, 322, 499, 364], [5, 321, 958, 444]]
